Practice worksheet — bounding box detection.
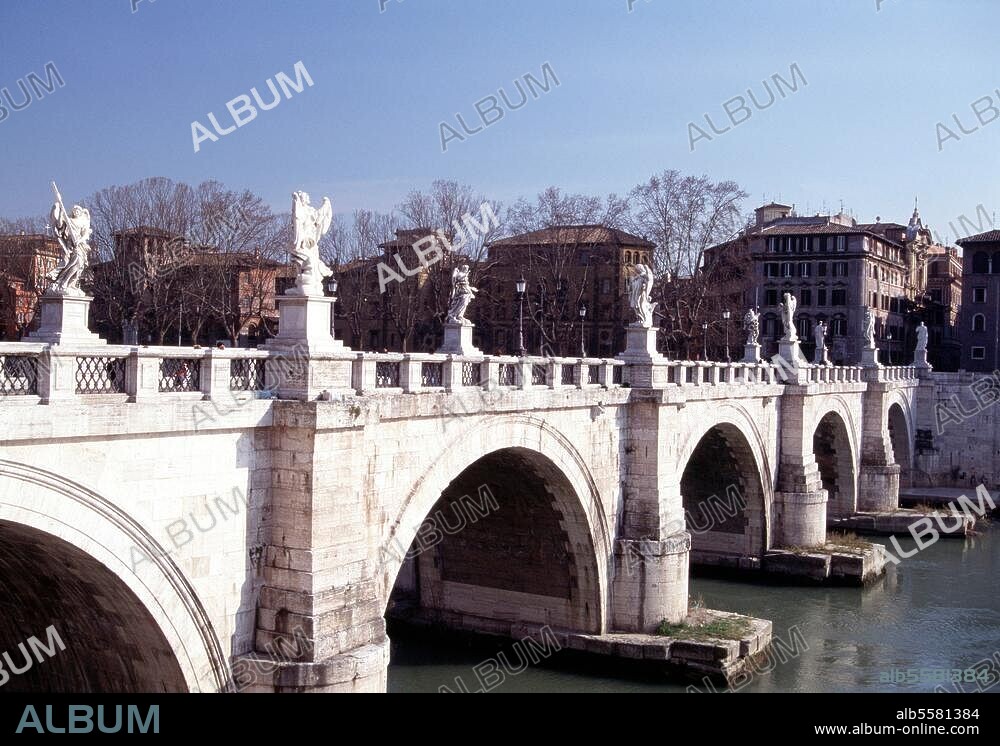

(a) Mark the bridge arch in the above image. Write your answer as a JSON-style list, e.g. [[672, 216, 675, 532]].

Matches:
[[676, 405, 773, 563], [382, 415, 611, 634], [887, 395, 914, 486], [812, 409, 858, 517], [0, 460, 230, 693]]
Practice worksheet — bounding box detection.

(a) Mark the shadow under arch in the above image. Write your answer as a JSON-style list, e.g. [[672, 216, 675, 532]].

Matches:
[[887, 400, 914, 487], [812, 410, 858, 517], [382, 415, 611, 634], [0, 459, 230, 692], [679, 419, 770, 564]]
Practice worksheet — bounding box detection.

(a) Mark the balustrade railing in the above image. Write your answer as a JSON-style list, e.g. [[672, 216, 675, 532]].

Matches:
[[0, 338, 920, 406]]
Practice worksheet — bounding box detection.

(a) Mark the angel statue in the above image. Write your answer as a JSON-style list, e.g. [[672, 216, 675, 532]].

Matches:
[[46, 182, 91, 297], [915, 321, 928, 352], [813, 320, 827, 350], [290, 191, 333, 296], [863, 307, 876, 349], [446, 265, 477, 324], [743, 308, 760, 345], [628, 263, 657, 328], [780, 292, 798, 342]]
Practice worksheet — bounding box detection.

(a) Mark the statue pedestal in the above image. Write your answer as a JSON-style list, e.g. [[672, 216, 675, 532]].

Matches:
[[26, 294, 105, 345], [743, 342, 761, 363], [618, 325, 666, 363], [913, 348, 931, 369], [860, 346, 880, 368], [266, 294, 346, 354], [813, 344, 830, 365], [777, 338, 806, 365], [261, 294, 352, 401], [437, 322, 482, 356]]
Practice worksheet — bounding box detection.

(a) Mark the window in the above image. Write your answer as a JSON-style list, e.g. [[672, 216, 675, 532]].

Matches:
[[818, 262, 827, 277], [801, 288, 812, 306], [796, 317, 811, 339], [624, 251, 633, 264], [930, 289, 942, 303], [836, 236, 846, 252], [580, 251, 590, 265], [831, 317, 846, 336], [832, 261, 849, 277], [993, 252, 1000, 274], [766, 289, 779, 306], [973, 313, 986, 332], [972, 347, 986, 360], [818, 288, 827, 306], [782, 262, 793, 277], [601, 278, 611, 294], [766, 237, 777, 252], [765, 262, 779, 278], [763, 315, 778, 336], [831, 289, 846, 305], [973, 252, 989, 273], [882, 295, 890, 311], [930, 261, 941, 277], [799, 262, 811, 277], [974, 287, 986, 303]]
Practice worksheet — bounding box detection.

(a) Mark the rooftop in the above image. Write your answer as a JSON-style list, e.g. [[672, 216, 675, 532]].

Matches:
[[957, 229, 1000, 245], [490, 224, 654, 249]]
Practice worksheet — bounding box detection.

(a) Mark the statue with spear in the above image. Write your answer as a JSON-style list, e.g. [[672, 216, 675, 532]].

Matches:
[[46, 181, 92, 296]]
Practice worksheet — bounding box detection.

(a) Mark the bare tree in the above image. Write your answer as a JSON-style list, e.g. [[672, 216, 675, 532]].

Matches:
[[628, 171, 748, 358]]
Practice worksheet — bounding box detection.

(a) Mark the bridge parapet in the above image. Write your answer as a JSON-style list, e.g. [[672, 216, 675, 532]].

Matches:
[[351, 352, 625, 395]]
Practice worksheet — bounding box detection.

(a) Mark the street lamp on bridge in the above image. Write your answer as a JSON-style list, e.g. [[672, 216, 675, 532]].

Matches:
[[702, 321, 709, 361], [579, 304, 587, 358], [723, 308, 731, 362], [515, 276, 527, 357]]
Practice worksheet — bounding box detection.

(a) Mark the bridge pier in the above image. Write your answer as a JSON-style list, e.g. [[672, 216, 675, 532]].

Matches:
[[611, 534, 691, 633], [774, 455, 828, 548], [858, 382, 901, 512]]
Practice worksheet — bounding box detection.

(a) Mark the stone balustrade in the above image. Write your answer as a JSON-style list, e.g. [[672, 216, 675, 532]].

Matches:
[[0, 339, 922, 405]]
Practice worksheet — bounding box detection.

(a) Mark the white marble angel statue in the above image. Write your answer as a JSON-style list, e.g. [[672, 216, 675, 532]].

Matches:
[[863, 307, 876, 349], [743, 308, 760, 345], [46, 182, 91, 297], [446, 264, 477, 324], [915, 321, 928, 352], [290, 191, 333, 296], [813, 320, 827, 350], [628, 263, 657, 328], [780, 292, 798, 342]]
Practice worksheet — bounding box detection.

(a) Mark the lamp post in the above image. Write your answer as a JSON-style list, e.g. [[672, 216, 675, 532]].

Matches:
[[702, 321, 709, 361], [326, 276, 339, 336], [579, 304, 587, 357], [516, 276, 527, 357], [722, 309, 731, 362]]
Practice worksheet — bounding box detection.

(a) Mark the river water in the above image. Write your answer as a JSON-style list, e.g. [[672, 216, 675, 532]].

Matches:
[[388, 525, 1000, 693]]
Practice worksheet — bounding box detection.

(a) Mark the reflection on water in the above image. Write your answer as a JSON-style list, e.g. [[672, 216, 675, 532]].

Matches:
[[388, 526, 1000, 693]]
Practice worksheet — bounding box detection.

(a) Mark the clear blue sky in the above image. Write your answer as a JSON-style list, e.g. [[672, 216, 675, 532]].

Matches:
[[1, 0, 998, 244]]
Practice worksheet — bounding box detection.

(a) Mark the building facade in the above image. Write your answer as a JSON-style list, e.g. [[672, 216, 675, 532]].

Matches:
[[479, 225, 655, 357], [0, 234, 61, 340], [957, 230, 1000, 372], [708, 202, 957, 366]]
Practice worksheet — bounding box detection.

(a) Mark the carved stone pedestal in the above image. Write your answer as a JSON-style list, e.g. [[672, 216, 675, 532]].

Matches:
[[814, 345, 830, 365], [743, 342, 761, 363], [26, 294, 105, 345], [860, 346, 880, 368], [437, 322, 482, 356], [618, 324, 665, 364], [913, 348, 931, 369], [262, 294, 352, 400]]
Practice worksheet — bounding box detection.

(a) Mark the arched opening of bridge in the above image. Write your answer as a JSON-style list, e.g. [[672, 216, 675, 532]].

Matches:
[[386, 447, 602, 636], [0, 521, 188, 693], [887, 403, 912, 488], [680, 425, 766, 566], [813, 412, 856, 518]]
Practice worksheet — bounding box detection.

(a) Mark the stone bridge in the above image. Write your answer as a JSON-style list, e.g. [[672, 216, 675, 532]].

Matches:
[[0, 338, 927, 693]]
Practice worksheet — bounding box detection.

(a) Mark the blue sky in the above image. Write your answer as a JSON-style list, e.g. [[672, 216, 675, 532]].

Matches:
[[1, 0, 998, 244]]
